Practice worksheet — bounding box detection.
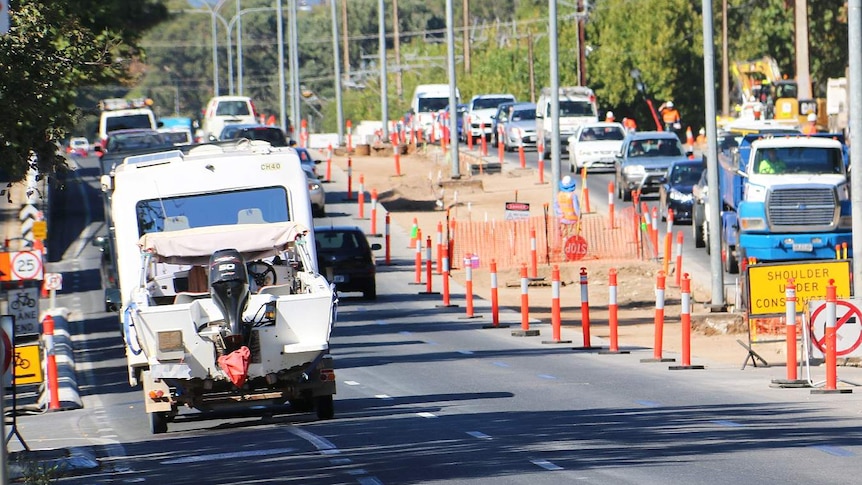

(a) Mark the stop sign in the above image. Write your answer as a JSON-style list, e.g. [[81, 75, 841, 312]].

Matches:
[[563, 235, 588, 261]]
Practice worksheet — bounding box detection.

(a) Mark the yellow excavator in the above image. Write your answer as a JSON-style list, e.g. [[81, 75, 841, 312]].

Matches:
[[729, 56, 821, 127]]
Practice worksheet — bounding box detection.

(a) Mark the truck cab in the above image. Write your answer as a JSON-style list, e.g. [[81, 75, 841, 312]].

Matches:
[[536, 86, 598, 159]]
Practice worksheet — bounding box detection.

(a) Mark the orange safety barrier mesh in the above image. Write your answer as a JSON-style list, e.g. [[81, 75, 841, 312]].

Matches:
[[450, 206, 644, 271]]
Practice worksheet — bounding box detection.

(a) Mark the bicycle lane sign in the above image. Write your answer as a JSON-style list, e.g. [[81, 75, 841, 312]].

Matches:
[[808, 298, 862, 359], [7, 287, 39, 338]]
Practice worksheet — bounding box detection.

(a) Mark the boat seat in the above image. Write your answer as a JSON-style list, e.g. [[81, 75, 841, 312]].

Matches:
[[258, 284, 293, 296], [174, 292, 210, 304]]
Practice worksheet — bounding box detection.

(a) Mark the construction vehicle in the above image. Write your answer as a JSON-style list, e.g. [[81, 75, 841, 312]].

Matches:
[[97, 141, 337, 433], [707, 131, 851, 274], [729, 56, 819, 126]]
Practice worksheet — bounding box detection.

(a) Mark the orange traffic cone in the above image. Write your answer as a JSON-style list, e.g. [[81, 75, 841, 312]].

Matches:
[[685, 126, 695, 158]]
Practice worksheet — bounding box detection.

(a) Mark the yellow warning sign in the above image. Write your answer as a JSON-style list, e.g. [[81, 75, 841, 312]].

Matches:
[[13, 344, 42, 385], [747, 260, 851, 316], [32, 220, 47, 240]]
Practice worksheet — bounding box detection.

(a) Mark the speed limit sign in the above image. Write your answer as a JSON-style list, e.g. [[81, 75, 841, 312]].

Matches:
[[11, 251, 43, 281]]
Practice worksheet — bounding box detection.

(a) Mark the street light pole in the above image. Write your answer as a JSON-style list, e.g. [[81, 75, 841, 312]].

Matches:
[[278, 0, 287, 132], [331, 0, 344, 142], [237, 0, 243, 95], [379, 0, 389, 139]]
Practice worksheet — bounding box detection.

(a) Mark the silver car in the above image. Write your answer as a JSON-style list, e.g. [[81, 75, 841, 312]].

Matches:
[[305, 166, 326, 218], [495, 102, 538, 151]]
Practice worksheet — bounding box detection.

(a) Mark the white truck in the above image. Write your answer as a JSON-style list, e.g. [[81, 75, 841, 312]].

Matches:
[[98, 141, 337, 433], [410, 84, 459, 138], [97, 97, 159, 146], [536, 86, 599, 159]]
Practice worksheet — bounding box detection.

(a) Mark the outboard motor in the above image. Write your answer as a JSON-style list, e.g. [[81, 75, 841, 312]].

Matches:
[[209, 249, 250, 353]]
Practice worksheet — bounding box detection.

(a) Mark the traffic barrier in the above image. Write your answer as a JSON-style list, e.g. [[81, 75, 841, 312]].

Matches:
[[580, 167, 591, 213], [599, 268, 629, 355], [393, 142, 402, 176], [674, 231, 684, 287], [608, 181, 615, 229], [437, 246, 457, 308], [651, 206, 659, 259], [413, 229, 423, 284], [482, 260, 504, 328], [325, 143, 332, 182], [346, 120, 353, 152], [466, 115, 473, 150], [529, 227, 538, 279], [497, 130, 504, 164], [384, 212, 391, 265], [357, 174, 366, 219], [460, 257, 481, 319], [43, 314, 61, 410], [663, 209, 674, 276], [511, 264, 539, 336], [346, 157, 354, 200], [518, 145, 526, 169], [542, 266, 571, 344], [641, 271, 675, 363], [419, 236, 438, 295], [669, 274, 704, 370], [480, 125, 488, 156], [369, 189, 380, 236], [574, 267, 600, 350], [810, 279, 853, 394], [436, 221, 443, 274]]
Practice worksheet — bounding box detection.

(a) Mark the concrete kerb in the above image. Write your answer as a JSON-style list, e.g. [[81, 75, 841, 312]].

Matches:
[[37, 307, 82, 411]]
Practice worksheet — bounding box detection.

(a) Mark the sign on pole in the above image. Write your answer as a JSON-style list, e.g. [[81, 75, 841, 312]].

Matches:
[[7, 287, 39, 337], [746, 260, 851, 316], [0, 250, 44, 282], [504, 202, 530, 221], [808, 298, 862, 358]]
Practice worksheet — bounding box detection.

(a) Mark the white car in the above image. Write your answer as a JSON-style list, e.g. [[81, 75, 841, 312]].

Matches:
[[567, 122, 626, 172]]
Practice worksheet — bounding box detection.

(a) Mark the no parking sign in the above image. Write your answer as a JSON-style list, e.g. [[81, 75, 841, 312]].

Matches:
[[808, 298, 862, 359]]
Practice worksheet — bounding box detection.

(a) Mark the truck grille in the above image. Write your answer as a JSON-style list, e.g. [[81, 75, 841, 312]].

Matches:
[[767, 188, 836, 229]]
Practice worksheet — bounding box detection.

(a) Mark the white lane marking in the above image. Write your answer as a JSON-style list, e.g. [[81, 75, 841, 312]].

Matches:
[[376, 320, 388, 325], [330, 458, 353, 465], [425, 340, 439, 345], [492, 361, 510, 368], [399, 331, 412, 335], [467, 431, 492, 440], [457, 350, 474, 355], [347, 469, 369, 475], [375, 394, 393, 400], [417, 412, 437, 418], [537, 374, 557, 380], [161, 447, 296, 464], [344, 380, 360, 386], [289, 427, 339, 454], [357, 478, 384, 485], [531, 459, 563, 471]]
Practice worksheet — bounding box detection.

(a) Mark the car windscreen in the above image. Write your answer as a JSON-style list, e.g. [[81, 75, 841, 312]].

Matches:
[[105, 114, 154, 132], [671, 165, 704, 185], [558, 100, 596, 117], [315, 230, 369, 253], [136, 186, 290, 236], [215, 101, 251, 116], [473, 97, 514, 110], [107, 133, 171, 152], [511, 109, 536, 121], [161, 131, 191, 145], [238, 128, 288, 146], [417, 98, 449, 113], [580, 126, 624, 141]]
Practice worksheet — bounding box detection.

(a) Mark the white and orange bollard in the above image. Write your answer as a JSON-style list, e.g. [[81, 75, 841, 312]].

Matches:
[[512, 264, 539, 336], [480, 124, 488, 156], [574, 267, 600, 350], [536, 145, 546, 185], [346, 119, 353, 152], [641, 271, 675, 363], [599, 268, 629, 355], [369, 189, 380, 236], [393, 142, 402, 177], [674, 231, 684, 287], [608, 181, 615, 229], [357, 174, 366, 219], [325, 143, 333, 182], [529, 227, 538, 279], [346, 157, 354, 200], [772, 277, 809, 387], [811, 279, 852, 394], [436, 246, 457, 308], [384, 212, 391, 265], [460, 256, 481, 319], [419, 236, 438, 295], [436, 221, 443, 275], [580, 167, 591, 213], [412, 229, 423, 285], [669, 273, 704, 370], [663, 208, 674, 276], [43, 314, 61, 410], [543, 265, 571, 344], [518, 145, 526, 169]]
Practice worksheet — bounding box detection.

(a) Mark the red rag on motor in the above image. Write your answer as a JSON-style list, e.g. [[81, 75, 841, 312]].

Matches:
[[217, 346, 251, 387]]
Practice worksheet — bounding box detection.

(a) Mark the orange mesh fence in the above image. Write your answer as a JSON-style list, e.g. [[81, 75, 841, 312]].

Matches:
[[450, 206, 645, 271]]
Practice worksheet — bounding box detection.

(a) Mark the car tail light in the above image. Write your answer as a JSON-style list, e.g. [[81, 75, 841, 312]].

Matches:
[[319, 369, 335, 381]]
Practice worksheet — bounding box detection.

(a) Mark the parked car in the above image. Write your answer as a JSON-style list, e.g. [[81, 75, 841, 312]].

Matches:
[[691, 167, 709, 249], [614, 131, 690, 201], [294, 147, 323, 179], [67, 137, 90, 157], [658, 158, 705, 223], [493, 102, 538, 151], [94, 129, 174, 157], [567, 122, 626, 172], [314, 226, 381, 299], [465, 94, 516, 143], [304, 167, 326, 218]]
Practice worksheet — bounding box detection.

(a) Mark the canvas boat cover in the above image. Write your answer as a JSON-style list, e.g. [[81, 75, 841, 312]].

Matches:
[[138, 221, 308, 266]]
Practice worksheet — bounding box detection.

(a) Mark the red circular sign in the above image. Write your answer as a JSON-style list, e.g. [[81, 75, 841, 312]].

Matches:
[[0, 328, 11, 376], [563, 235, 588, 261], [809, 301, 862, 357]]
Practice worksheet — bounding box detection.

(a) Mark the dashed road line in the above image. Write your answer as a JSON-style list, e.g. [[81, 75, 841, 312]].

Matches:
[[531, 459, 563, 471], [813, 445, 854, 457], [635, 400, 661, 407], [375, 394, 393, 400], [492, 361, 510, 368], [537, 374, 557, 380], [466, 431, 492, 440], [161, 447, 296, 464], [711, 420, 743, 427], [344, 380, 360, 386], [417, 412, 437, 418]]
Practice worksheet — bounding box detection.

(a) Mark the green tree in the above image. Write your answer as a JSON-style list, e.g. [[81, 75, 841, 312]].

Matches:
[[0, 0, 169, 182]]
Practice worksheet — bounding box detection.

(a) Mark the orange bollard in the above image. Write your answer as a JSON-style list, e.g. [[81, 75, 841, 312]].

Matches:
[[481, 125, 488, 156], [436, 221, 443, 274], [497, 130, 504, 164], [674, 231, 684, 287], [786, 278, 798, 380], [346, 119, 353, 152], [409, 217, 418, 248], [437, 246, 456, 308], [393, 143, 402, 176], [663, 209, 674, 276], [518, 145, 526, 169], [669, 274, 705, 370], [413, 229, 423, 284], [608, 181, 615, 229], [466, 115, 473, 151], [357, 174, 365, 219], [519, 264, 530, 331], [641, 271, 675, 362], [346, 157, 354, 200], [460, 256, 481, 319], [419, 236, 438, 295], [580, 167, 591, 213], [599, 268, 629, 355], [484, 260, 501, 327], [825, 279, 838, 390], [542, 265, 570, 344], [43, 315, 61, 410], [529, 227, 538, 279], [384, 212, 392, 265], [651, 206, 659, 258], [325, 144, 332, 182], [370, 189, 380, 236], [574, 267, 599, 350], [537, 158, 545, 184]]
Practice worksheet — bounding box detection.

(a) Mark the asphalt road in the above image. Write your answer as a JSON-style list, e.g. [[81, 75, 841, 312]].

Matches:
[[10, 149, 862, 484]]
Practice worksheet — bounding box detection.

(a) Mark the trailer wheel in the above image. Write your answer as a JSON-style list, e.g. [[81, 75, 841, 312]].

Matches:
[[316, 395, 335, 420], [150, 411, 169, 434]]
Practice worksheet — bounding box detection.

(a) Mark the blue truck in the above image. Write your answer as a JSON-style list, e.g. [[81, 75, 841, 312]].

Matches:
[[708, 133, 851, 273]]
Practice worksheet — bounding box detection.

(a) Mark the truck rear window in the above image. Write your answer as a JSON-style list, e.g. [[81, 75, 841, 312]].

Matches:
[[106, 114, 154, 132]]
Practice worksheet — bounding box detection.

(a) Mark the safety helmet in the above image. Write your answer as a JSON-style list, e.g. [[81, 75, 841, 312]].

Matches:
[[560, 175, 576, 192], [606, 111, 615, 119], [666, 101, 674, 108], [807, 113, 817, 122]]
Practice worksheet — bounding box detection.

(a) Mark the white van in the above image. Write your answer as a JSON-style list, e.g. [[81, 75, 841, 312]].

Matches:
[[410, 84, 460, 135], [201, 95, 258, 141], [97, 98, 158, 145], [536, 86, 598, 159]]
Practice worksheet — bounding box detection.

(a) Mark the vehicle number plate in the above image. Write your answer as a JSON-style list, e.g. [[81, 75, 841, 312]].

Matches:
[[792, 243, 813, 252], [333, 275, 346, 283]]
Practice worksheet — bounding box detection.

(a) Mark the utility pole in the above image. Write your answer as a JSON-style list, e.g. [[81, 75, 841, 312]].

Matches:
[[331, 0, 344, 142], [341, 0, 350, 83], [528, 31, 535, 103], [463, 0, 471, 74], [379, 0, 389, 139], [721, 0, 729, 116], [577, 0, 586, 86], [794, 0, 812, 99], [393, 0, 402, 100]]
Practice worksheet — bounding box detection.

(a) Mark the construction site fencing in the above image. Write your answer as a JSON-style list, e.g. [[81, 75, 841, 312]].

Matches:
[[451, 206, 650, 271]]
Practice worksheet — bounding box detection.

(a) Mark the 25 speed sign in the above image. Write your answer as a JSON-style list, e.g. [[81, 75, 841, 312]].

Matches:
[[0, 251, 44, 282]]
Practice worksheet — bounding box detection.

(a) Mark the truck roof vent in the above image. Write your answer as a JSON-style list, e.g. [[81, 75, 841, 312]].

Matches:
[[124, 150, 184, 168]]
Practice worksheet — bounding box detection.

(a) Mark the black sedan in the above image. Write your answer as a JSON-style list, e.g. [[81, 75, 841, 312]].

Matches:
[[314, 226, 381, 299], [658, 158, 705, 223]]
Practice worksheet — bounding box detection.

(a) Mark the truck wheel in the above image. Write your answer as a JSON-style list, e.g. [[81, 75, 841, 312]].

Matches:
[[316, 395, 335, 420], [150, 411, 168, 435], [722, 239, 740, 274], [622, 186, 632, 202], [693, 214, 705, 248]]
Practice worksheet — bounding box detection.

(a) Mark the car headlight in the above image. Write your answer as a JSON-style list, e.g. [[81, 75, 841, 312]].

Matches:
[[669, 189, 693, 202], [623, 164, 645, 176], [740, 217, 767, 230], [308, 181, 321, 191]]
